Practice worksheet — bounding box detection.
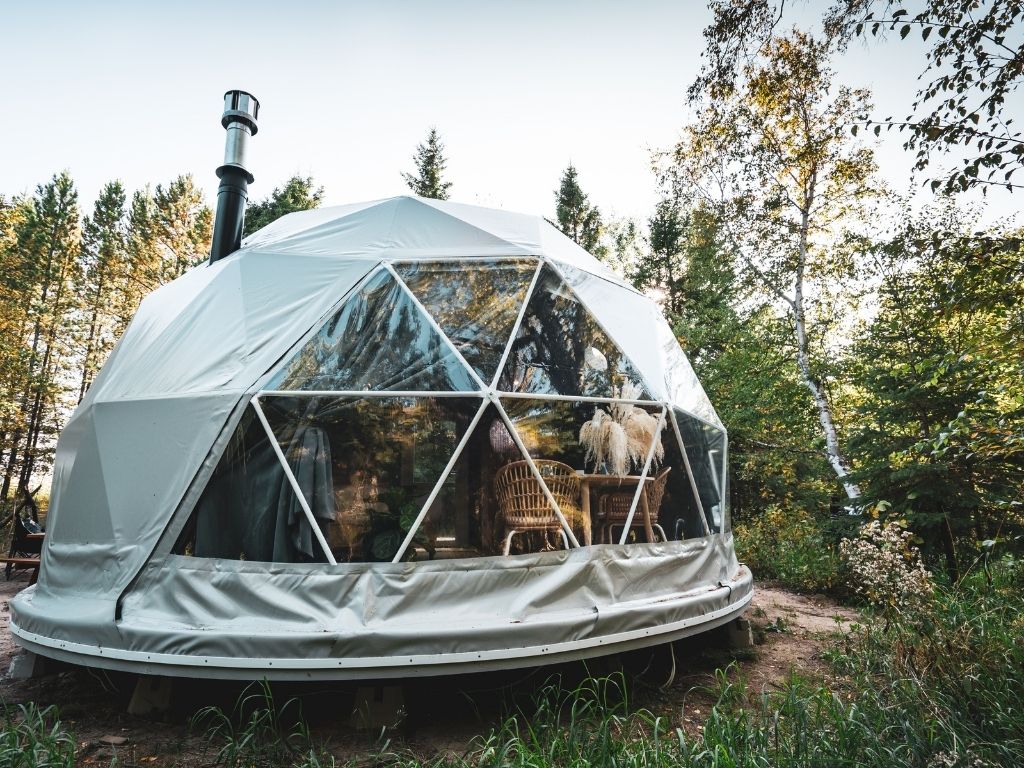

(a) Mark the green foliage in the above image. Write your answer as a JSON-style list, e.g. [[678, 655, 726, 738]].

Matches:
[[699, 307, 836, 520], [245, 175, 324, 236], [369, 562, 1024, 768], [696, 0, 1023, 194], [193, 680, 334, 768], [0, 171, 213, 507], [402, 128, 453, 200], [554, 163, 604, 255], [824, 557, 1024, 766], [1, 172, 82, 504], [734, 506, 842, 592], [827, 0, 1024, 194], [849, 203, 1024, 578], [78, 181, 128, 400], [0, 703, 76, 767], [670, 28, 879, 502]]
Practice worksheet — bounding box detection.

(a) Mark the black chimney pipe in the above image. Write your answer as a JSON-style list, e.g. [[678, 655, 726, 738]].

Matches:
[[210, 90, 259, 264]]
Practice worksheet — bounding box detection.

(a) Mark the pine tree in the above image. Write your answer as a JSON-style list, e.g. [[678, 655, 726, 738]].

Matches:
[[555, 164, 603, 254], [151, 175, 212, 282], [633, 197, 686, 315], [1, 173, 82, 504], [245, 175, 324, 236], [114, 188, 161, 337], [0, 194, 32, 500], [77, 181, 127, 400], [402, 128, 453, 200]]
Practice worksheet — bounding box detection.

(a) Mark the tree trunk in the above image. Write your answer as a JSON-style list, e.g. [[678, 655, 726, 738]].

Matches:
[[78, 269, 106, 402], [939, 507, 961, 582], [791, 195, 861, 502]]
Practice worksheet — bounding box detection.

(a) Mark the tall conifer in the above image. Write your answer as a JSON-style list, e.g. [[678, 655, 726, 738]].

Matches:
[[402, 128, 453, 200]]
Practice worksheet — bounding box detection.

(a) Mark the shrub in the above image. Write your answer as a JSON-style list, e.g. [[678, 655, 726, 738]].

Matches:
[[734, 505, 841, 593], [840, 518, 933, 621]]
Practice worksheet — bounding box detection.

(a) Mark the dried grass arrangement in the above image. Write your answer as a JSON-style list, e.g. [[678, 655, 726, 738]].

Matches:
[[579, 381, 664, 476]]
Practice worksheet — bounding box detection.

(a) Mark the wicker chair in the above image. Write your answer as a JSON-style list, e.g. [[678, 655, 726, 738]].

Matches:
[[596, 467, 671, 544], [494, 459, 583, 556]]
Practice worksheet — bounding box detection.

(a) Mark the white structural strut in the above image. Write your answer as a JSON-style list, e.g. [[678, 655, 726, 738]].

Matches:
[[493, 396, 582, 548], [259, 390, 483, 399], [618, 407, 668, 545], [391, 398, 490, 563], [498, 391, 658, 406], [490, 260, 544, 390], [669, 409, 712, 536], [250, 395, 338, 565]]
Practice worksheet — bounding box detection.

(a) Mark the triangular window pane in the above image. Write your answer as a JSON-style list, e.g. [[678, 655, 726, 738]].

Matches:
[[395, 260, 536, 383], [497, 264, 654, 399], [674, 409, 725, 533], [503, 397, 664, 545], [174, 395, 482, 563], [266, 269, 478, 392], [406, 404, 519, 559]]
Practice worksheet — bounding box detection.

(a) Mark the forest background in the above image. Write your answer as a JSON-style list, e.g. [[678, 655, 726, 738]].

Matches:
[[1, 0, 1022, 591]]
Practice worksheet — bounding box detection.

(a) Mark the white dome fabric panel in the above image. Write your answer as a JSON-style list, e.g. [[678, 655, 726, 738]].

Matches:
[[16, 195, 742, 679], [552, 263, 723, 429], [36, 252, 375, 607], [238, 196, 628, 283]]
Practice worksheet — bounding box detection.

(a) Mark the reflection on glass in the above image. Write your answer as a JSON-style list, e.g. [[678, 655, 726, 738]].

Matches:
[[395, 260, 537, 383], [675, 409, 725, 533], [504, 398, 671, 546], [175, 402, 308, 562], [498, 265, 653, 399], [266, 269, 478, 393], [176, 396, 483, 563], [415, 404, 535, 558], [658, 423, 709, 541]]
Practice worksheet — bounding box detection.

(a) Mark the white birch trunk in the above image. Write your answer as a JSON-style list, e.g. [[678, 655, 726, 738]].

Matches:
[[792, 199, 861, 501]]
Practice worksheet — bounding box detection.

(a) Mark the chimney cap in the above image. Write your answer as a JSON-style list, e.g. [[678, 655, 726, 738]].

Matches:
[[221, 89, 259, 135]]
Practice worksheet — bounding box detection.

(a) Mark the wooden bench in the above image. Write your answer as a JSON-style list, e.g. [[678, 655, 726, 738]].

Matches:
[[0, 556, 40, 585]]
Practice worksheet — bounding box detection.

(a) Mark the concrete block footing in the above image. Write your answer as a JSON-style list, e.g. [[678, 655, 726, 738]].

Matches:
[[350, 685, 406, 730], [7, 650, 47, 680], [727, 617, 755, 649], [128, 675, 174, 716]]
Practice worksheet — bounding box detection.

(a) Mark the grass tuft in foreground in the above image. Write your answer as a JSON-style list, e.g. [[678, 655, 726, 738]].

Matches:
[[0, 702, 76, 768]]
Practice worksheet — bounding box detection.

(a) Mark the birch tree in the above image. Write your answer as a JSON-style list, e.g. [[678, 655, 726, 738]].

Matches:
[[670, 31, 879, 501]]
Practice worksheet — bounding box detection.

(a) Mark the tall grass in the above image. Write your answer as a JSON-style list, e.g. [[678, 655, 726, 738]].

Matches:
[[5, 559, 1021, 767], [192, 680, 336, 767], [0, 703, 76, 768], [390, 557, 1024, 767]]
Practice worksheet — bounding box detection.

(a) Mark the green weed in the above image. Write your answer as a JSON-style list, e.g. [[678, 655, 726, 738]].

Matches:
[[0, 702, 76, 768], [192, 680, 333, 768]]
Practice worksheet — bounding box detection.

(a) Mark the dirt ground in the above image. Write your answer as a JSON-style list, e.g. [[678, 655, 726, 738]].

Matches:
[[0, 576, 858, 766]]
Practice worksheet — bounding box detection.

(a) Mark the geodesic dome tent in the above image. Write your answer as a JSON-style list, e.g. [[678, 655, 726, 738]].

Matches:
[[11, 196, 752, 678]]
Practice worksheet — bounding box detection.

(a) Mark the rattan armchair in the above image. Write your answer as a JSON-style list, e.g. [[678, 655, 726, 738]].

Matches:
[[494, 459, 583, 556], [596, 467, 671, 544]]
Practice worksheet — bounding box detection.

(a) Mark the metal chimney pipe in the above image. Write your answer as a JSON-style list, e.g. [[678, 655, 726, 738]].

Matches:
[[210, 90, 259, 264]]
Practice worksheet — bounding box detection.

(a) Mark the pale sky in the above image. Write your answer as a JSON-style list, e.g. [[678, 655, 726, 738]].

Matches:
[[2, 1, 1018, 228]]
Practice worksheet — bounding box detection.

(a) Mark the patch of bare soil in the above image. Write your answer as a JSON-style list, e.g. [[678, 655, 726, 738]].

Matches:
[[0, 577, 858, 766]]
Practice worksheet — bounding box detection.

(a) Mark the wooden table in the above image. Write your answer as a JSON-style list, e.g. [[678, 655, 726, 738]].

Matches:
[[2, 532, 43, 585], [577, 473, 655, 545]]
